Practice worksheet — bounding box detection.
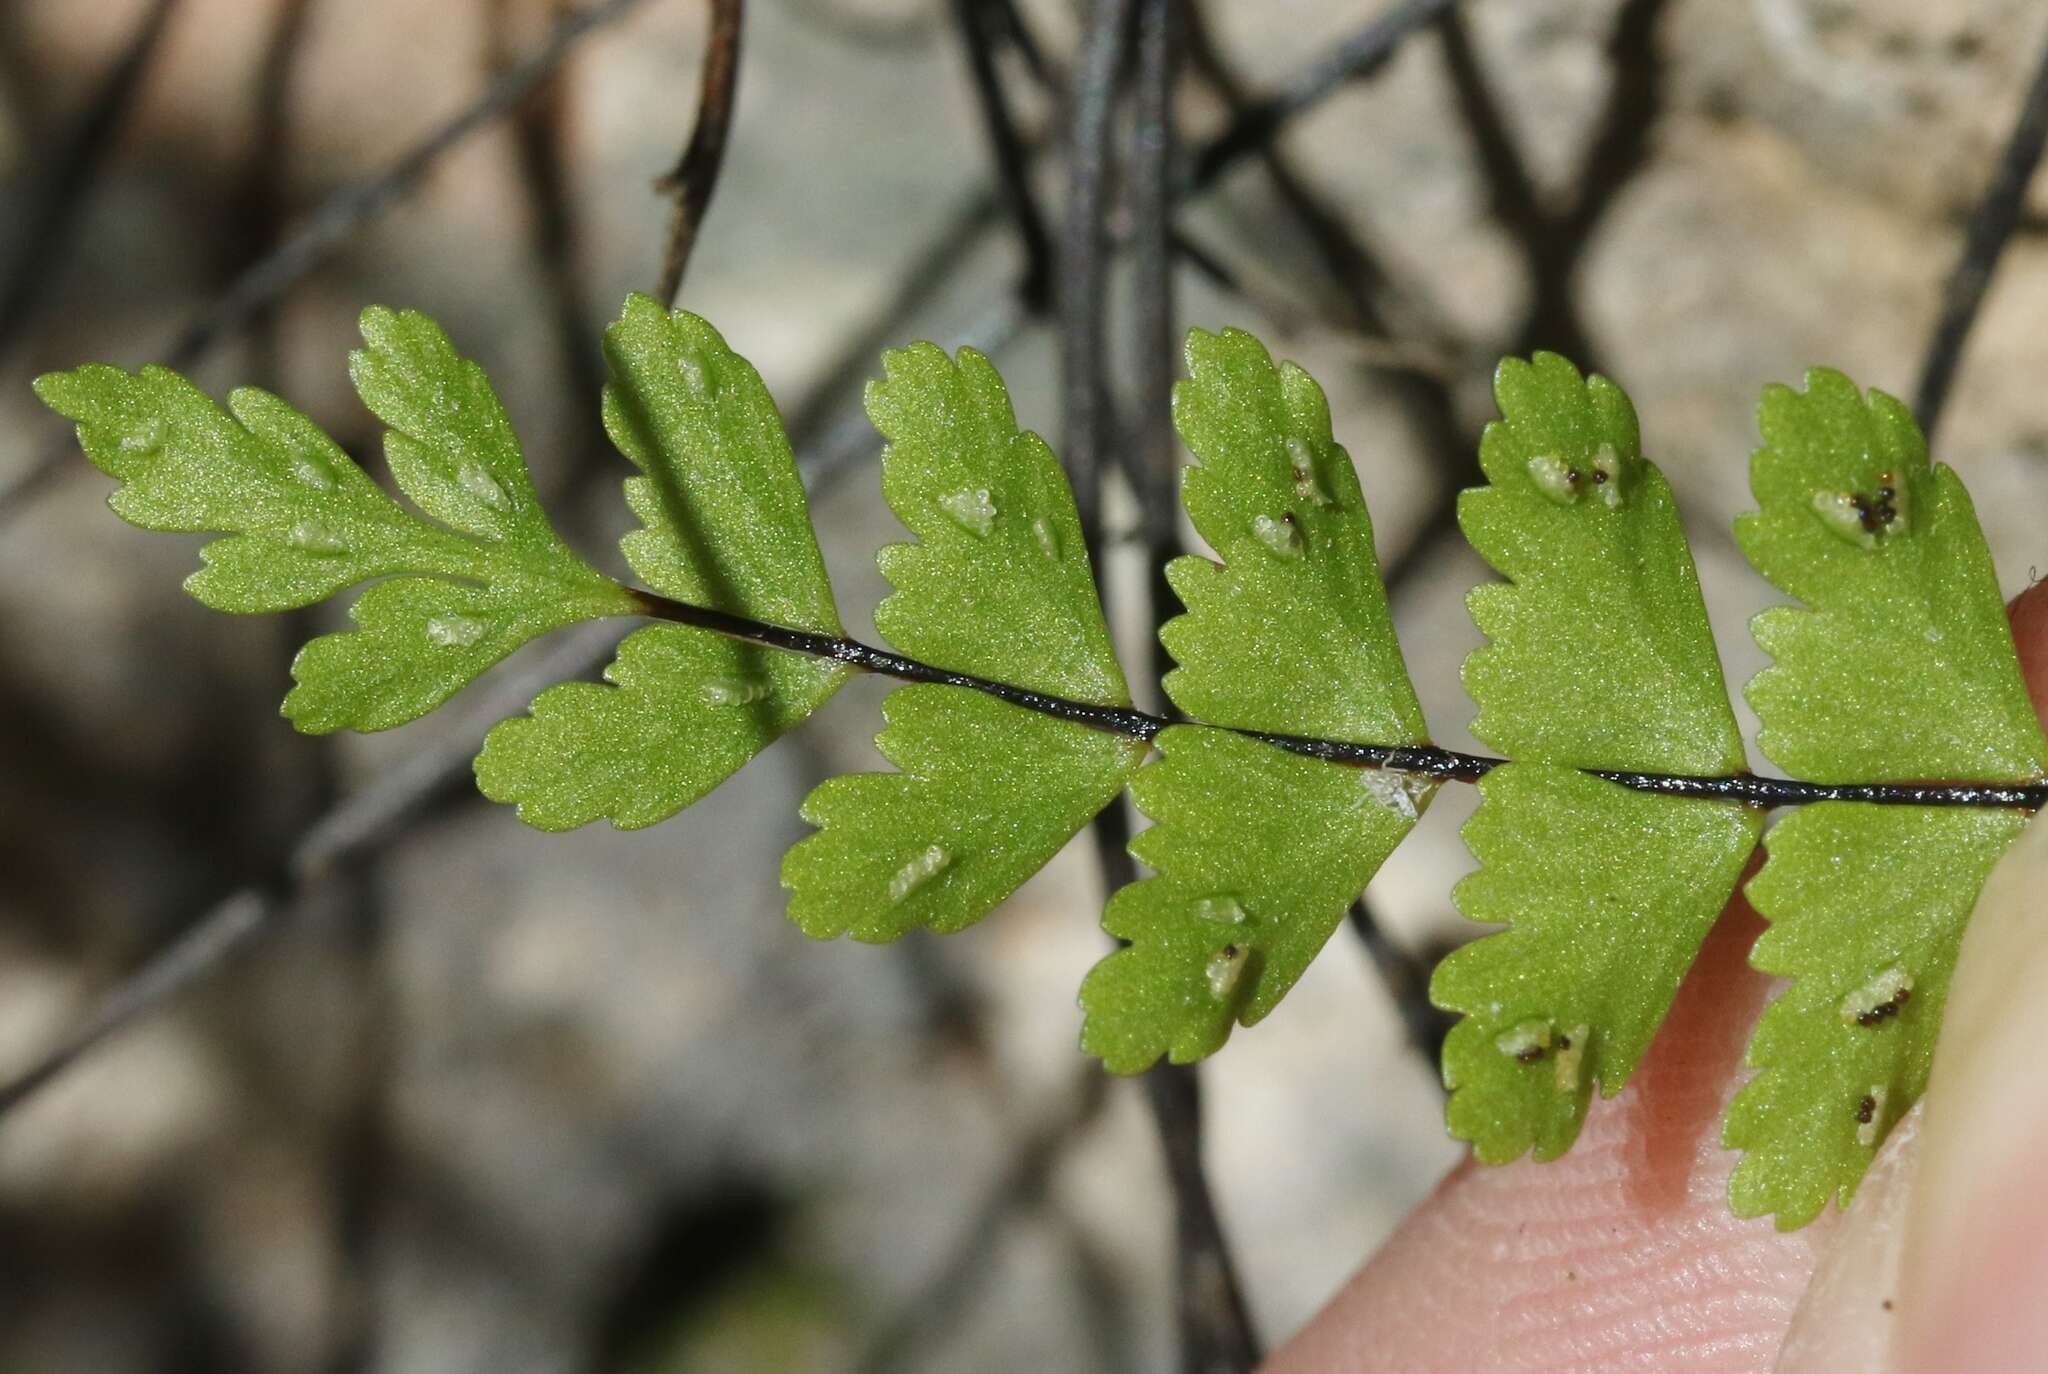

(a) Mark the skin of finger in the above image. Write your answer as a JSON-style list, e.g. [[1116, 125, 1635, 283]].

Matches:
[[1260, 905, 1832, 1374], [1783, 584, 2048, 1369], [1893, 807, 2048, 1372], [2008, 578, 2048, 722], [1264, 586, 2048, 1374]]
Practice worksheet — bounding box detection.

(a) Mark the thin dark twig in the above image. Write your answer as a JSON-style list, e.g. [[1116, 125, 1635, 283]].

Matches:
[[1347, 899, 1453, 1065], [1915, 22, 2048, 440], [780, 188, 1020, 493], [0, 619, 625, 1122], [0, 0, 651, 526], [1142, 1064, 1261, 1374], [984, 0, 1055, 90], [655, 0, 744, 306], [493, 0, 611, 493], [1180, 4, 1394, 337], [233, 0, 318, 374], [963, 0, 1442, 365], [1189, 0, 1460, 191], [226, 20, 400, 1363], [1434, 8, 1596, 364], [1557, 0, 1670, 251], [499, 1, 602, 371], [1061, 0, 1137, 544], [1181, 0, 1470, 501], [1064, 18, 1145, 1290], [0, 0, 1444, 527], [1130, 0, 1181, 594], [854, 1072, 1109, 1374], [318, 890, 394, 1374], [0, 0, 183, 358], [951, 0, 1057, 311], [1132, 7, 1260, 1368], [0, 890, 276, 1117], [1435, 10, 1545, 247], [1051, 1205, 1144, 1374], [157, 0, 638, 371]]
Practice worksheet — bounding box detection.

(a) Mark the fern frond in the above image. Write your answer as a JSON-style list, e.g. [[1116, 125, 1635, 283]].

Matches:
[[785, 687, 1145, 941], [474, 296, 848, 829], [33, 312, 636, 733], [781, 342, 1143, 940], [40, 303, 2048, 1234], [1434, 353, 1761, 1162], [1081, 725, 1420, 1072], [1726, 370, 2048, 1226], [1081, 329, 1430, 1070]]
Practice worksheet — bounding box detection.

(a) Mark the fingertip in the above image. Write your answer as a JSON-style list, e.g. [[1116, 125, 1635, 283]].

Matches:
[[1269, 583, 2048, 1374], [1894, 810, 2048, 1373], [2006, 578, 2048, 718], [1262, 906, 1819, 1373], [1774, 1101, 1920, 1374]]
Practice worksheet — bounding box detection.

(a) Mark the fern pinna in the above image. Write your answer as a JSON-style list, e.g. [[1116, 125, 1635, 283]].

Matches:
[[36, 295, 2047, 1230]]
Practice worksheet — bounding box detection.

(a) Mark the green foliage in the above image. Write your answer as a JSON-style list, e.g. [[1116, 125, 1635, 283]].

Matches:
[[1161, 327, 1427, 742], [1081, 726, 1420, 1072], [475, 624, 842, 831], [1727, 804, 2025, 1227], [1458, 353, 1743, 774], [1725, 370, 2048, 1226], [1737, 369, 2043, 782], [1437, 765, 1759, 1161], [1436, 353, 1758, 1162], [34, 310, 634, 732], [1080, 328, 1432, 1071], [785, 687, 1144, 941], [782, 342, 1141, 939], [864, 342, 1124, 700], [476, 296, 847, 828], [41, 303, 2048, 1233]]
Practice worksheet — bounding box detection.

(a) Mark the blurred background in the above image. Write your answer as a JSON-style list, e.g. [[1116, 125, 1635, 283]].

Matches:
[[3, 0, 2048, 1370]]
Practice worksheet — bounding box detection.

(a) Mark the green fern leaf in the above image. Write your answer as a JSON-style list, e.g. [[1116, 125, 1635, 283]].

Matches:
[[283, 577, 613, 734], [785, 687, 1145, 941], [1459, 353, 1741, 773], [52, 300, 2048, 1235], [476, 295, 848, 829], [1161, 326, 1427, 742], [1081, 726, 1420, 1072], [1738, 369, 2042, 782], [1081, 329, 1431, 1069], [1436, 765, 1758, 1160], [1726, 369, 2048, 1226], [1729, 804, 2026, 1227], [1435, 353, 1760, 1162], [32, 316, 634, 733], [782, 343, 1141, 939], [348, 305, 565, 547]]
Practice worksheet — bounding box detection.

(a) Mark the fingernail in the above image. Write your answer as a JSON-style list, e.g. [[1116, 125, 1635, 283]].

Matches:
[[1895, 808, 2048, 1372], [1775, 1101, 1921, 1373]]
